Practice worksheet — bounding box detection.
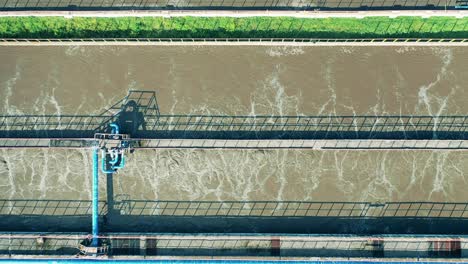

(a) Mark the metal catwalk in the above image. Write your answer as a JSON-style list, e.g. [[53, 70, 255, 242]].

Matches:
[[0, 90, 466, 150]]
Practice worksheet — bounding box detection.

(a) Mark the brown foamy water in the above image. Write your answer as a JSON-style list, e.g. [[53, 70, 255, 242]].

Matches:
[[0, 46, 467, 233]]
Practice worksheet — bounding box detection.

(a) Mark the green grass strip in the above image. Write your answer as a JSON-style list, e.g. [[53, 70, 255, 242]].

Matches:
[[0, 16, 467, 39]]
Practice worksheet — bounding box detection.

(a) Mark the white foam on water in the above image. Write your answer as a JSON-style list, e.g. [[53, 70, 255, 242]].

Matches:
[[392, 65, 408, 120], [2, 62, 23, 115], [415, 48, 457, 137], [332, 151, 355, 197], [0, 150, 17, 200], [266, 46, 305, 57], [428, 152, 449, 199], [98, 89, 128, 115], [316, 56, 338, 116], [65, 45, 93, 58], [339, 47, 356, 54], [395, 46, 418, 54], [1, 46, 467, 214], [64, 46, 80, 57], [110, 47, 467, 205], [49, 87, 62, 116], [166, 0, 187, 6], [401, 152, 420, 195], [119, 149, 316, 202], [374, 152, 399, 200], [249, 68, 302, 116], [168, 65, 303, 118], [37, 149, 49, 199], [416, 48, 453, 116]]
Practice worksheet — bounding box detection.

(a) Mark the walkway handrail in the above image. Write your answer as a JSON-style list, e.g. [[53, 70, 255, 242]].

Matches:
[[0, 38, 467, 43], [1, 114, 466, 118], [1, 115, 467, 134]]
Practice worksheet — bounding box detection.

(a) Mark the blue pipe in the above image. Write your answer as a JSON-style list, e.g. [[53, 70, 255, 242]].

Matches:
[[101, 150, 116, 174], [110, 123, 119, 134], [111, 154, 125, 170], [109, 151, 119, 165], [91, 148, 99, 247]]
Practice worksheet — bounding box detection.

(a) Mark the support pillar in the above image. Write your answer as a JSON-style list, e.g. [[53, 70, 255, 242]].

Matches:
[[271, 236, 280, 256], [140, 237, 147, 256]]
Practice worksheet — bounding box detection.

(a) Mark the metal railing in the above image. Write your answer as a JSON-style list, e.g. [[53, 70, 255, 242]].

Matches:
[[1, 38, 467, 44], [1, 114, 467, 132], [1, 199, 466, 218], [0, 115, 107, 131], [148, 115, 468, 133], [1, 115, 467, 138], [456, 0, 468, 8], [1, 91, 466, 139], [0, 199, 107, 215], [114, 200, 468, 218]]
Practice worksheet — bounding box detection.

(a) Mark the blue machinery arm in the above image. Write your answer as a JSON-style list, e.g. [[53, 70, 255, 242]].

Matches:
[[101, 150, 126, 173], [112, 154, 126, 169], [109, 152, 119, 165], [101, 150, 117, 174], [110, 122, 119, 134], [100, 123, 126, 174]]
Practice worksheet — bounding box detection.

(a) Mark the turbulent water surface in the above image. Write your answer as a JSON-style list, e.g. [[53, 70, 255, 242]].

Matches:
[[0, 46, 467, 233]]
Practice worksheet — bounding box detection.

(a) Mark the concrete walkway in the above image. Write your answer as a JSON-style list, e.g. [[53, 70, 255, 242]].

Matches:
[[138, 139, 468, 150], [1, 138, 467, 150], [1, 232, 468, 259]]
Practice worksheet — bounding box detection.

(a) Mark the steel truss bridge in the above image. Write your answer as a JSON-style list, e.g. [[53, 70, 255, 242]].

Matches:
[[0, 90, 467, 150]]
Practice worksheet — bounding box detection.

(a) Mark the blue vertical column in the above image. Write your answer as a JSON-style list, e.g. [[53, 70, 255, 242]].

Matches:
[[91, 147, 99, 247]]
